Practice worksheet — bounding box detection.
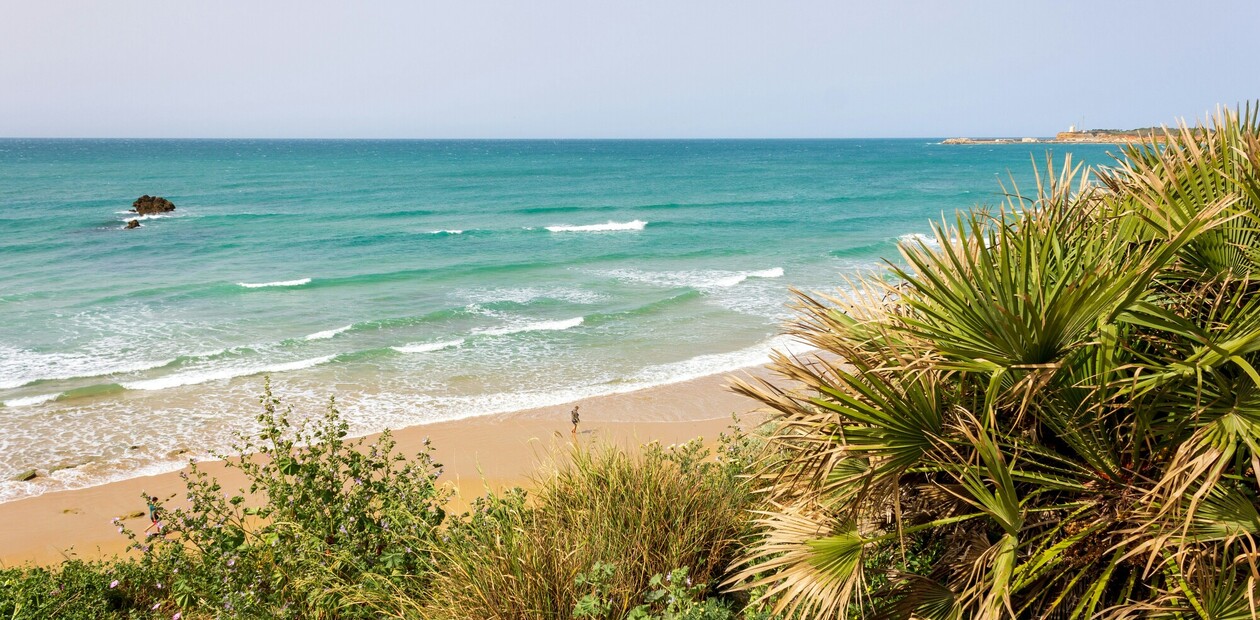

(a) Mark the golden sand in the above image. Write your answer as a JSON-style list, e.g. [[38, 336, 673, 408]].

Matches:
[[0, 368, 770, 566]]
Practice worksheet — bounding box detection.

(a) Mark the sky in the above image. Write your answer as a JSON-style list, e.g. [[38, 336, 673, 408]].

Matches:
[[2, 1, 1257, 139]]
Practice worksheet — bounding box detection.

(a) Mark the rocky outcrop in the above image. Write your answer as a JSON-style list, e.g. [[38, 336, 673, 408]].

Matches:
[[12, 469, 38, 482], [131, 195, 176, 215], [125, 219, 141, 229]]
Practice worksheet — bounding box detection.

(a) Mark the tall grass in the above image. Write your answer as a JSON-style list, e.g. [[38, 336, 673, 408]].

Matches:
[[0, 389, 768, 619], [418, 433, 763, 619]]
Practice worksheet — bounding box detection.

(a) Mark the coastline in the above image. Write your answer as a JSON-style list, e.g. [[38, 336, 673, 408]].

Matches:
[[0, 365, 772, 567]]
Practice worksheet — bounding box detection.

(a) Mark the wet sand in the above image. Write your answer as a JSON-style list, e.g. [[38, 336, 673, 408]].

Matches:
[[0, 367, 772, 566]]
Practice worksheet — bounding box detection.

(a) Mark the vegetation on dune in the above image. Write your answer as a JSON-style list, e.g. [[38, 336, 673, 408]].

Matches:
[[6, 104, 1260, 619], [418, 434, 765, 619], [0, 385, 770, 619], [730, 105, 1260, 618]]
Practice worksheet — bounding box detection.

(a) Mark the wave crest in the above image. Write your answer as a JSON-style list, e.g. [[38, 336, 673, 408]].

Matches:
[[391, 339, 465, 354], [476, 317, 584, 336], [305, 325, 352, 340], [238, 278, 312, 288], [545, 220, 646, 233], [120, 355, 335, 391], [2, 393, 61, 408], [898, 233, 942, 249]]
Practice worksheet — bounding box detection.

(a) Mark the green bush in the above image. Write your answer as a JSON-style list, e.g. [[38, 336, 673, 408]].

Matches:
[[0, 379, 449, 619], [134, 378, 449, 618], [418, 426, 765, 619], [730, 106, 1260, 618], [0, 391, 774, 619]]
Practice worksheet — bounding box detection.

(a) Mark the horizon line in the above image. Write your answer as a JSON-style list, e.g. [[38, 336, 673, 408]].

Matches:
[[0, 135, 1055, 141]]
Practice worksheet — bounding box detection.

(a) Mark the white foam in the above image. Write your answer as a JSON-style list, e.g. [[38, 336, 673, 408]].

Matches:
[[426, 229, 464, 235], [0, 345, 176, 390], [461, 287, 607, 305], [116, 212, 174, 221], [0, 336, 822, 504], [475, 316, 584, 336], [898, 233, 942, 249], [2, 393, 61, 408], [305, 325, 352, 340], [598, 267, 784, 290], [238, 278, 312, 288], [343, 336, 817, 432], [629, 335, 813, 386], [391, 339, 465, 354], [120, 355, 336, 391], [545, 220, 647, 233]]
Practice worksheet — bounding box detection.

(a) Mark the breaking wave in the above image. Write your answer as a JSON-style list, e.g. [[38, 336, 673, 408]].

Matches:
[[545, 220, 647, 233]]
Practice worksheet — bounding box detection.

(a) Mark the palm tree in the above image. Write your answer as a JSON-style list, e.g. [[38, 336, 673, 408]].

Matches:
[[729, 105, 1260, 619]]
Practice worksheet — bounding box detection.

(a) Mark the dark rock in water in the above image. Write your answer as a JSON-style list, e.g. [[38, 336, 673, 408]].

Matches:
[[125, 219, 141, 229], [13, 469, 38, 482], [165, 448, 189, 459], [131, 195, 175, 215]]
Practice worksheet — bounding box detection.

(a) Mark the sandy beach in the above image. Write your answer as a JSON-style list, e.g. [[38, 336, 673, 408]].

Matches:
[[0, 367, 772, 567]]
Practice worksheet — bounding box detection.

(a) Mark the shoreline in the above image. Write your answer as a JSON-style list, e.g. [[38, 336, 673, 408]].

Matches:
[[0, 336, 803, 505], [0, 365, 773, 567]]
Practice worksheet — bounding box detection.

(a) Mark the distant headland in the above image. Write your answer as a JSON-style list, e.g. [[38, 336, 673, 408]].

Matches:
[[942, 126, 1170, 145]]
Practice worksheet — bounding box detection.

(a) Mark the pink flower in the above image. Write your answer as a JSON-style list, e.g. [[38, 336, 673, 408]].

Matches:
[[173, 613, 182, 620], [109, 579, 119, 589]]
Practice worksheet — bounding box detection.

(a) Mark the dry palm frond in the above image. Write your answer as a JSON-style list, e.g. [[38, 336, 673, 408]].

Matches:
[[730, 103, 1260, 619]]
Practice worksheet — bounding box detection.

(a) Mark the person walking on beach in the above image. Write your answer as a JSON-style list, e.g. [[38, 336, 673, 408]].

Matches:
[[570, 405, 581, 436], [144, 495, 163, 535]]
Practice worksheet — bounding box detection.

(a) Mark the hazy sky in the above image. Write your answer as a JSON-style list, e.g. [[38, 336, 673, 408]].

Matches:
[[3, 1, 1256, 138]]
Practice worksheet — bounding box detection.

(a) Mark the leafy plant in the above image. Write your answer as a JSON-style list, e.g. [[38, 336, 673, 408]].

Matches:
[[125, 378, 449, 618], [420, 425, 765, 619], [730, 105, 1260, 618]]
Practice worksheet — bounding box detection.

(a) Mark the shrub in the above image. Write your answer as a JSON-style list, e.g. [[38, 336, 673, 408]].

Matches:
[[124, 378, 449, 618], [419, 425, 765, 619], [730, 105, 1260, 618]]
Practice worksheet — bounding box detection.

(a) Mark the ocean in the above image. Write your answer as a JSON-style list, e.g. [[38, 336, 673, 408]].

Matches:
[[0, 138, 1117, 502]]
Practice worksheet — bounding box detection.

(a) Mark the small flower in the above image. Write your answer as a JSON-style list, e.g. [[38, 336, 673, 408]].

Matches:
[[118, 526, 124, 533], [227, 558, 236, 567], [173, 613, 182, 620], [156, 581, 163, 589], [152, 602, 161, 610], [109, 579, 119, 589]]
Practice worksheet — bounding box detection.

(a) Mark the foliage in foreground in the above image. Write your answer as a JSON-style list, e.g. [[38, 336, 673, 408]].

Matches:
[[0, 386, 772, 619], [731, 105, 1260, 618], [416, 431, 766, 619]]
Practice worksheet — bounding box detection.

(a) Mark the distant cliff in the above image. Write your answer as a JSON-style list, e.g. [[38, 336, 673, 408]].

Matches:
[[943, 128, 1179, 145], [1052, 128, 1165, 143]]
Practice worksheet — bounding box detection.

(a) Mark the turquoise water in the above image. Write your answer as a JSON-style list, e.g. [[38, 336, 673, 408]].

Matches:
[[0, 139, 1117, 500]]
